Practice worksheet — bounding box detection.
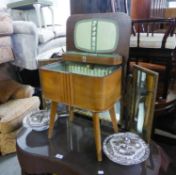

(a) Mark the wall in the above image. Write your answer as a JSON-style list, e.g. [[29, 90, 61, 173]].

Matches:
[[70, 0, 129, 14], [150, 0, 167, 18], [130, 0, 167, 19], [164, 8, 176, 17], [131, 0, 151, 19]]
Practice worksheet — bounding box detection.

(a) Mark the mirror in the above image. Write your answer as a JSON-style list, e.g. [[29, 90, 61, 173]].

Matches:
[[128, 64, 158, 143]]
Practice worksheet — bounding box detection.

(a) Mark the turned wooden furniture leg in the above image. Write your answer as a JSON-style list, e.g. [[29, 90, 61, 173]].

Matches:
[[69, 106, 74, 122], [48, 101, 58, 139], [92, 113, 102, 161], [109, 106, 118, 132]]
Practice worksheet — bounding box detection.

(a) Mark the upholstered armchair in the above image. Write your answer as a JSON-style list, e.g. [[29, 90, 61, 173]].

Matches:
[[0, 11, 40, 155]]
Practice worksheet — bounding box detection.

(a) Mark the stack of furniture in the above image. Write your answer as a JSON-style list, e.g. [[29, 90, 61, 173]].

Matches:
[[0, 11, 40, 155], [7, 0, 66, 70]]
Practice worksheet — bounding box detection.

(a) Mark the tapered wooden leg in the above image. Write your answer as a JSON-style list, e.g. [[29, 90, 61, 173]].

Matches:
[[68, 106, 74, 122], [48, 101, 58, 139], [92, 113, 102, 161], [109, 106, 118, 132]]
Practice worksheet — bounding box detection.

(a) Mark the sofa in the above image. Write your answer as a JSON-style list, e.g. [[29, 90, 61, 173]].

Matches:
[[0, 11, 40, 155]]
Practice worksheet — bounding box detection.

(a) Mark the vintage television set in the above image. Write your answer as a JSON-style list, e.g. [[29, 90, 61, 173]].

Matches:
[[40, 12, 131, 161]]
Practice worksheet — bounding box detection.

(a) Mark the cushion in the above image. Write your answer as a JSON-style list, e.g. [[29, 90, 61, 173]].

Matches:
[[0, 79, 34, 104], [0, 36, 12, 47], [38, 25, 66, 44], [0, 47, 14, 64], [0, 12, 13, 35], [54, 26, 66, 38], [0, 129, 19, 155], [38, 28, 54, 44], [0, 96, 40, 133], [0, 32, 14, 64], [130, 33, 176, 49]]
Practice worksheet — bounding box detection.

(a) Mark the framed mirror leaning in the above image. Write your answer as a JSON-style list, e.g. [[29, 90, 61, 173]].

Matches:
[[128, 64, 159, 143]]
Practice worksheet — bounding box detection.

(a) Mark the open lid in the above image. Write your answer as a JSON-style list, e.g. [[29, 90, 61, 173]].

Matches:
[[65, 12, 131, 65], [63, 51, 122, 65]]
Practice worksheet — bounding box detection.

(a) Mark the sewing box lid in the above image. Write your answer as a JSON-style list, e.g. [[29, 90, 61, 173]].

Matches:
[[64, 12, 131, 65]]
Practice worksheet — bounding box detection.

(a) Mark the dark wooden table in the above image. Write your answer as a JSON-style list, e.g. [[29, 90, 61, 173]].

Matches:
[[16, 116, 169, 175]]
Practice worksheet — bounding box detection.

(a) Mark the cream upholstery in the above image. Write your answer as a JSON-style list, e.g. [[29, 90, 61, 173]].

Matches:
[[0, 96, 40, 133], [0, 96, 40, 155], [130, 33, 176, 49], [0, 12, 14, 64], [0, 11, 41, 155], [0, 129, 19, 155]]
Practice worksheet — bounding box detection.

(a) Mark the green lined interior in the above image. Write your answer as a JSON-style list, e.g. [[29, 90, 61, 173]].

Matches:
[[44, 62, 118, 77]]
